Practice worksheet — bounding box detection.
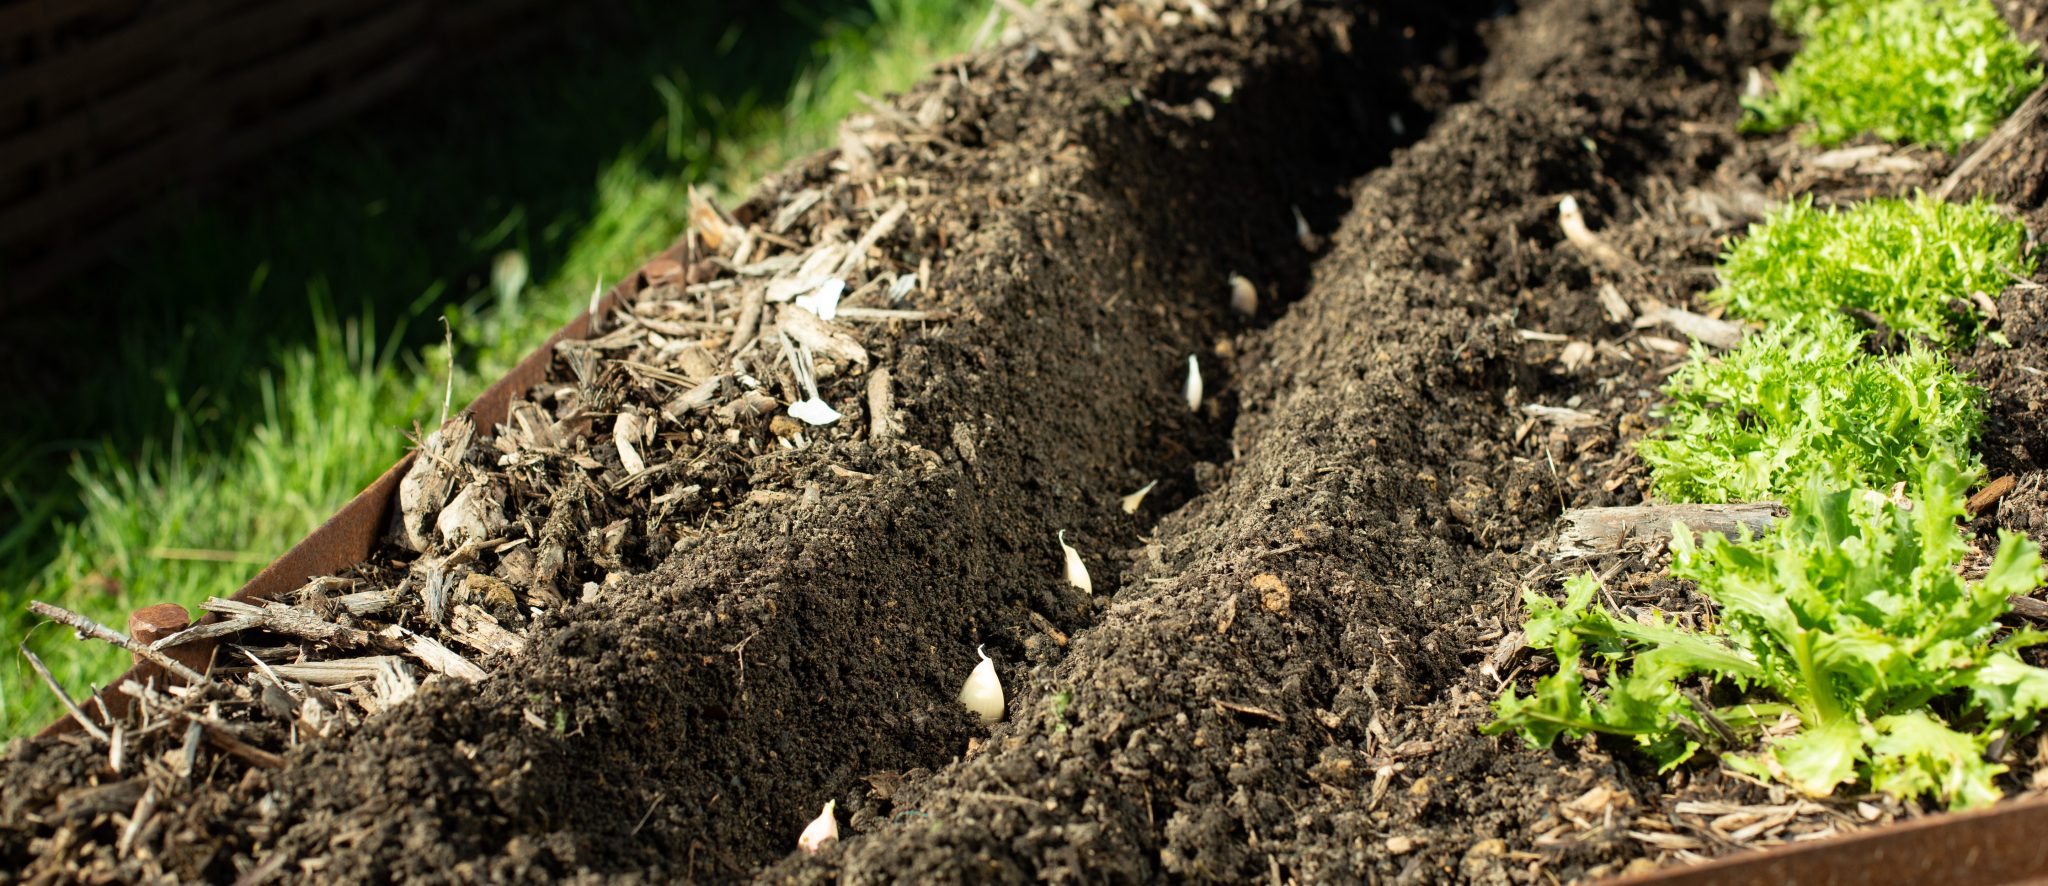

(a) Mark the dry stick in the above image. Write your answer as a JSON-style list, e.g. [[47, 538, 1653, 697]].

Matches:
[[20, 644, 109, 742], [117, 786, 157, 858], [30, 600, 208, 685], [1936, 83, 2048, 201]]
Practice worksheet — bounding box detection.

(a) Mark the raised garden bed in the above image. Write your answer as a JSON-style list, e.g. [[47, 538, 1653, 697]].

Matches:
[[10, 0, 2048, 882]]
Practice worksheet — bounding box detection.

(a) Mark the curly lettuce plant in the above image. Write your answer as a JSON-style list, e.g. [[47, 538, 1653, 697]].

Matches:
[[1638, 314, 1982, 504], [1745, 0, 2042, 151], [1488, 460, 2048, 809], [1712, 194, 2032, 348]]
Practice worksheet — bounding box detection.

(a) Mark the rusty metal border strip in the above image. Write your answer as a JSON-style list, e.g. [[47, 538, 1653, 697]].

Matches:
[[35, 241, 684, 739], [1605, 793, 2048, 885]]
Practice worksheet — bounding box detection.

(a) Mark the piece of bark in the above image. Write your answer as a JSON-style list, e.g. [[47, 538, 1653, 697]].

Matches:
[[1969, 475, 2017, 514], [2008, 595, 2048, 620], [1554, 502, 1784, 559], [867, 367, 896, 441]]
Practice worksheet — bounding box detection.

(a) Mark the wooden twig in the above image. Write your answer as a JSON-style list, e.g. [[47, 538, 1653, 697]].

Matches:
[[1968, 475, 2017, 514], [117, 786, 157, 857], [21, 644, 109, 742], [30, 600, 208, 685]]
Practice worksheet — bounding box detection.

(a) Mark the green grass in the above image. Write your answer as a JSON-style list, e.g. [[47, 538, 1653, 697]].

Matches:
[[0, 0, 995, 739], [1744, 0, 2042, 151], [1637, 315, 1983, 503], [1710, 193, 2033, 348]]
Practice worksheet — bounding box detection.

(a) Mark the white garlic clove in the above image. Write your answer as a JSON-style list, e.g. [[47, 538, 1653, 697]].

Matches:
[[1059, 530, 1092, 594], [958, 645, 1005, 724], [798, 799, 838, 854], [1120, 480, 1158, 515], [795, 278, 844, 320], [1228, 274, 1257, 317], [1184, 354, 1203, 412], [788, 397, 842, 426]]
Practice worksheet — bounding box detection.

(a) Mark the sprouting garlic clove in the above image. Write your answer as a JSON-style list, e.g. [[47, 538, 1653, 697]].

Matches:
[[1184, 354, 1203, 412], [959, 645, 1005, 724], [1121, 480, 1158, 515], [1228, 274, 1257, 317], [798, 799, 838, 853], [1059, 530, 1092, 594]]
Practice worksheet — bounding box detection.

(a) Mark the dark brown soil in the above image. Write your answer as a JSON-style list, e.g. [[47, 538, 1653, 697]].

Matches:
[[21, 0, 2045, 883]]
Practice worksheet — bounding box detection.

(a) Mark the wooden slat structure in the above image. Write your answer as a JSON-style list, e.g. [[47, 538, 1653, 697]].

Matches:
[[0, 0, 563, 301]]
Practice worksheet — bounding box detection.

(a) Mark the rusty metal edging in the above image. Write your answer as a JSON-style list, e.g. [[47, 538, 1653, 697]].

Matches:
[[34, 241, 685, 739], [1605, 793, 2048, 885]]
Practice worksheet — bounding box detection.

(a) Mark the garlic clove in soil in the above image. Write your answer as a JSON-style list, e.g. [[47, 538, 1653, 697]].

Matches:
[[1228, 273, 1257, 317], [1059, 530, 1092, 594], [1185, 354, 1203, 412], [959, 645, 1005, 724], [797, 799, 838, 854], [788, 397, 842, 426], [1120, 480, 1158, 515], [795, 278, 844, 321]]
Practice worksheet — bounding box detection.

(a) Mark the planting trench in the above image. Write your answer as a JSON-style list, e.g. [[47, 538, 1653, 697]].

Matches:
[[22, 0, 2048, 882]]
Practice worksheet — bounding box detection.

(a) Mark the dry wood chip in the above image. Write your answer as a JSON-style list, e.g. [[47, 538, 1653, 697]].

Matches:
[[1597, 283, 1634, 323], [397, 416, 475, 552], [1969, 474, 2017, 513], [1560, 340, 1596, 372], [436, 479, 508, 548], [867, 368, 897, 441], [664, 376, 727, 419], [272, 658, 404, 686], [1215, 699, 1286, 723], [1521, 403, 1599, 428], [381, 625, 489, 683], [450, 605, 528, 657], [614, 412, 648, 475], [1554, 502, 1782, 559], [1629, 830, 1703, 850], [778, 305, 870, 368], [1636, 303, 1745, 349], [773, 188, 826, 234], [1638, 335, 1689, 355]]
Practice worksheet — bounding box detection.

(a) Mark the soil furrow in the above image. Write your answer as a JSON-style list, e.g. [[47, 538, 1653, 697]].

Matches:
[[763, 0, 1770, 882]]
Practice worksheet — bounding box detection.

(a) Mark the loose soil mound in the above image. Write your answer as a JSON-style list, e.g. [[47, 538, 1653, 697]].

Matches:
[[16, 0, 2048, 883]]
